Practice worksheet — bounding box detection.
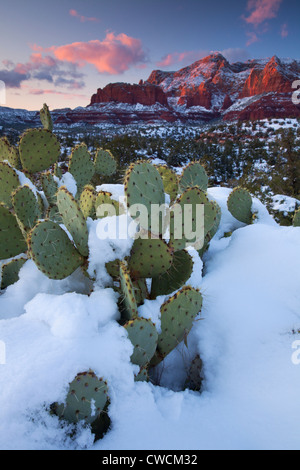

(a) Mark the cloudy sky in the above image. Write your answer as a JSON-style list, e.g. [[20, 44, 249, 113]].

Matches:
[[0, 0, 299, 110]]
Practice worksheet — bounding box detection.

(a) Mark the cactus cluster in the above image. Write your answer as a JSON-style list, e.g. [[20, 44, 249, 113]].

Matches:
[[0, 107, 231, 440]]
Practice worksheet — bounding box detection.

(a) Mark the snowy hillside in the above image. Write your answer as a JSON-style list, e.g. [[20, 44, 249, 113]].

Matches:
[[0, 184, 299, 450]]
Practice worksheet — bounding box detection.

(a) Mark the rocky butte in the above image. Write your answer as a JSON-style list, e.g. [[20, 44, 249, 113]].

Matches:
[[1, 53, 300, 126]]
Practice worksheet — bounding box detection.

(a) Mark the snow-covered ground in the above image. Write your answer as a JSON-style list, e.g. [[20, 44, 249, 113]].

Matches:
[[0, 186, 300, 450]]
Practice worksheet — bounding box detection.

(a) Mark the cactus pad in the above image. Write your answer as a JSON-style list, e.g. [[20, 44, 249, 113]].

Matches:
[[156, 165, 179, 203], [0, 162, 20, 208], [41, 172, 58, 207], [293, 209, 300, 227], [0, 204, 27, 260], [94, 149, 117, 176], [79, 185, 96, 219], [40, 103, 53, 131], [124, 317, 158, 367], [1, 257, 27, 290], [12, 185, 40, 231], [56, 187, 89, 257], [0, 137, 11, 162], [227, 187, 253, 224], [54, 370, 109, 426], [169, 188, 217, 252], [124, 161, 165, 235], [120, 261, 138, 321], [150, 249, 194, 298], [179, 162, 208, 193], [128, 238, 173, 279], [19, 128, 60, 173], [152, 286, 203, 365], [28, 220, 84, 279], [68, 144, 95, 192], [95, 191, 121, 218]]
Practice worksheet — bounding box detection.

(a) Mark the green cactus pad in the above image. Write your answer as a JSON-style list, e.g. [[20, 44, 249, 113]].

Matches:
[[169, 188, 218, 252], [133, 278, 149, 305], [1, 257, 27, 290], [134, 366, 149, 382], [120, 261, 138, 321], [227, 187, 253, 224], [151, 286, 203, 365], [8, 146, 21, 169], [150, 249, 194, 298], [0, 162, 20, 209], [0, 137, 11, 162], [124, 161, 166, 235], [128, 238, 173, 279], [124, 317, 158, 367], [12, 185, 40, 231], [94, 149, 117, 176], [68, 144, 95, 192], [19, 128, 60, 174], [28, 220, 84, 280], [79, 185, 96, 219], [40, 103, 53, 131], [46, 205, 63, 224], [293, 209, 300, 227], [41, 172, 58, 207], [56, 187, 89, 257], [156, 165, 179, 203], [179, 162, 208, 193], [0, 204, 27, 260], [95, 191, 121, 218], [54, 370, 109, 426], [53, 163, 63, 179]]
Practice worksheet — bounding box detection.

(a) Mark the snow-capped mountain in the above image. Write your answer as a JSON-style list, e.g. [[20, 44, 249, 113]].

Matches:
[[1, 53, 299, 127]]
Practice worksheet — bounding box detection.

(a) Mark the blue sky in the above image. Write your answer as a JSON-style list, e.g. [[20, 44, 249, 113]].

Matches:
[[0, 0, 299, 110]]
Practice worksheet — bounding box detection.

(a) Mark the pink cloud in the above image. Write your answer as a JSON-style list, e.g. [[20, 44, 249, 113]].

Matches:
[[281, 23, 288, 38], [157, 51, 209, 68], [246, 31, 260, 46], [243, 0, 282, 26], [69, 9, 99, 23], [52, 33, 147, 74]]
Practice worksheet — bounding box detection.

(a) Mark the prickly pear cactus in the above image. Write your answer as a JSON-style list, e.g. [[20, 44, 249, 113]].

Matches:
[[56, 187, 89, 257], [94, 149, 117, 177], [54, 370, 109, 427], [293, 209, 300, 227], [124, 161, 166, 235], [12, 185, 40, 231], [0, 204, 27, 260], [0, 162, 20, 208], [68, 144, 95, 192], [169, 188, 218, 252], [128, 238, 173, 279], [0, 257, 27, 290], [119, 261, 138, 322], [19, 128, 60, 173], [124, 317, 158, 367], [28, 220, 84, 280], [79, 185, 96, 219], [156, 165, 179, 204], [40, 103, 53, 132], [150, 249, 194, 298], [179, 162, 208, 193], [0, 137, 11, 162], [151, 286, 203, 365], [227, 187, 253, 224], [95, 191, 122, 218], [41, 172, 58, 207]]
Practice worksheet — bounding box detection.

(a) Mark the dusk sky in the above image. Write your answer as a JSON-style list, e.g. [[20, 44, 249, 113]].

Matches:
[[0, 0, 299, 110]]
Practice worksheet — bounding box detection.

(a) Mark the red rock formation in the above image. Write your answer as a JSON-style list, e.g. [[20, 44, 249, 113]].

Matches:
[[73, 54, 300, 124], [90, 82, 168, 107]]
